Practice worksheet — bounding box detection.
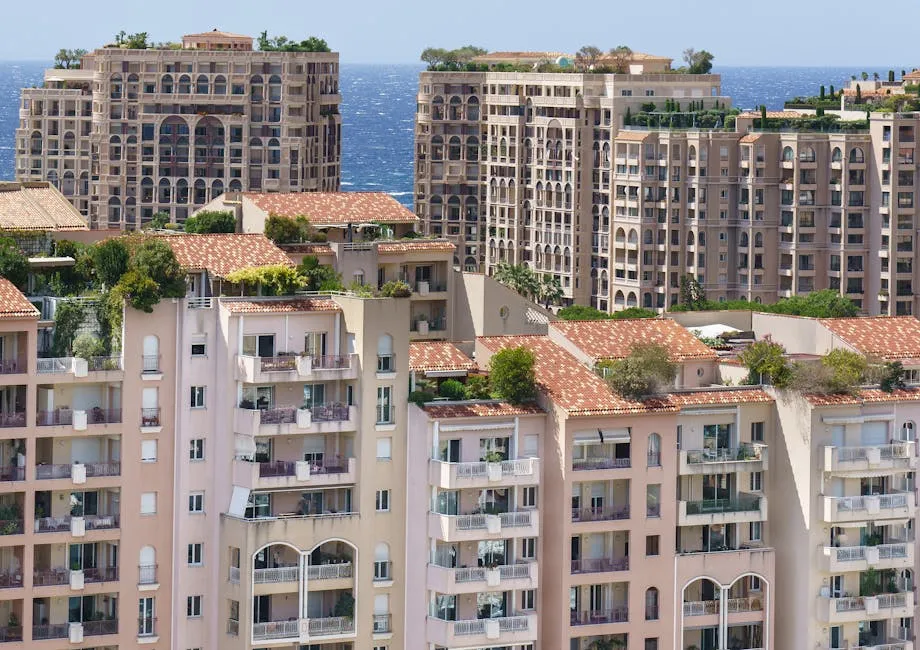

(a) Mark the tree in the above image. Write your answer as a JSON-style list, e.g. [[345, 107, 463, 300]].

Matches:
[[819, 85, 826, 100], [183, 210, 236, 234], [679, 275, 706, 309], [536, 275, 563, 308], [144, 211, 170, 230], [224, 265, 306, 296], [817, 349, 868, 394], [130, 239, 186, 299], [613, 307, 657, 319], [72, 333, 106, 360], [855, 84, 862, 104], [463, 375, 491, 399], [118, 32, 149, 49], [760, 105, 768, 129], [53, 48, 87, 69], [258, 31, 330, 52], [264, 214, 316, 244], [50, 300, 85, 356], [297, 256, 343, 291], [420, 47, 448, 68], [607, 46, 633, 73], [889, 70, 896, 83], [558, 305, 612, 320], [829, 84, 835, 97], [738, 339, 792, 387], [683, 48, 714, 74], [576, 45, 602, 71], [91, 238, 129, 288], [0, 238, 29, 289], [861, 71, 869, 81], [49, 240, 92, 295], [492, 263, 539, 300], [438, 379, 466, 400], [624, 107, 632, 126], [873, 72, 880, 81], [876, 361, 907, 393], [603, 343, 677, 400], [489, 346, 537, 404]]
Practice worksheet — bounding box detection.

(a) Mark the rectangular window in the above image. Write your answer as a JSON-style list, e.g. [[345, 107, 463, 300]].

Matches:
[[522, 486, 537, 508], [376, 386, 393, 424], [521, 589, 536, 610], [645, 639, 660, 650], [140, 492, 157, 515], [751, 421, 764, 442], [520, 537, 536, 559], [749, 521, 762, 542], [141, 440, 157, 463], [188, 492, 204, 513], [190, 386, 206, 409], [375, 489, 390, 512], [750, 471, 763, 491], [646, 484, 661, 517], [187, 595, 202, 618], [750, 575, 762, 591], [187, 543, 203, 566], [646, 535, 660, 556], [189, 439, 204, 461], [376, 438, 392, 460], [190, 343, 206, 356]]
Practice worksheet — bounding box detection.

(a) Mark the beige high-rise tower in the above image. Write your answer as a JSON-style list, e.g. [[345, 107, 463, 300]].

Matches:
[[16, 30, 341, 229]]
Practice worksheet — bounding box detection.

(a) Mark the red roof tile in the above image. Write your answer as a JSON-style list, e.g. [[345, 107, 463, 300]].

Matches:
[[158, 233, 292, 279], [0, 278, 38, 319], [410, 342, 475, 373], [0, 183, 88, 231], [819, 316, 920, 361], [244, 192, 418, 226], [280, 243, 334, 256], [377, 240, 455, 254], [221, 298, 339, 314], [550, 318, 717, 362], [668, 389, 774, 407], [422, 401, 545, 418], [805, 388, 920, 406]]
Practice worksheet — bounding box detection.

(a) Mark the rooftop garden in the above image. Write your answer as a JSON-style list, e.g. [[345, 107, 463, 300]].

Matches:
[[257, 32, 331, 53], [409, 345, 536, 406], [53, 49, 88, 70], [670, 277, 860, 318], [749, 107, 869, 132], [599, 343, 677, 400], [624, 100, 738, 130], [557, 305, 656, 321]]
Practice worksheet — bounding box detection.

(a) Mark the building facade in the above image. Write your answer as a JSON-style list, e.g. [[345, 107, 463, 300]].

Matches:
[[16, 31, 341, 229]]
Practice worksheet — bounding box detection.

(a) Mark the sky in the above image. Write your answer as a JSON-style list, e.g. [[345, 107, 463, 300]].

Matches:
[[2, 0, 919, 66]]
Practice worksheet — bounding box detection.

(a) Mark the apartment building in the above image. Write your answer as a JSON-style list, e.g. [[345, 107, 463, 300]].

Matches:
[[416, 59, 920, 316], [16, 30, 341, 229], [406, 319, 776, 650], [413, 62, 725, 301]]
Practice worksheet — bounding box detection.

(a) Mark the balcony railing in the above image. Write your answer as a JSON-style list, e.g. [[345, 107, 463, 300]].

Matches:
[[259, 356, 297, 372], [572, 457, 631, 471], [571, 557, 629, 574], [35, 513, 119, 533], [83, 619, 118, 636], [308, 616, 354, 636], [36, 462, 120, 480], [684, 600, 720, 616], [0, 520, 22, 536], [835, 443, 914, 463], [452, 615, 531, 635], [32, 624, 68, 640], [84, 566, 118, 583], [305, 562, 352, 580], [253, 565, 298, 584], [311, 354, 352, 370], [452, 458, 537, 478], [257, 404, 350, 424], [142, 355, 160, 373], [685, 443, 764, 464], [572, 506, 630, 522], [0, 358, 24, 375], [141, 408, 160, 427], [33, 567, 68, 586], [0, 467, 23, 482], [373, 614, 391, 634], [137, 617, 156, 637], [226, 619, 239, 636], [570, 608, 629, 625], [0, 626, 21, 642], [726, 596, 764, 612], [138, 564, 157, 584], [0, 413, 25, 429], [685, 494, 761, 515], [838, 493, 911, 512], [451, 510, 535, 530], [0, 572, 21, 589], [86, 357, 122, 372]]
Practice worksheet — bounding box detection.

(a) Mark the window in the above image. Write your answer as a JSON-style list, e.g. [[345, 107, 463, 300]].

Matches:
[[190, 386, 206, 408], [377, 334, 394, 372], [141, 440, 157, 463], [750, 521, 762, 542], [520, 589, 536, 610], [187, 543, 203, 566], [646, 535, 660, 556], [751, 421, 764, 442], [645, 639, 659, 650], [377, 386, 393, 424], [190, 343, 206, 356], [750, 471, 763, 491], [520, 537, 536, 559], [138, 597, 155, 635], [647, 433, 661, 466], [645, 587, 659, 620], [376, 437, 392, 460], [522, 486, 537, 508], [373, 542, 391, 580], [189, 439, 204, 461], [646, 484, 661, 517], [375, 489, 390, 512], [187, 595, 202, 617], [188, 492, 204, 513], [140, 492, 157, 515]]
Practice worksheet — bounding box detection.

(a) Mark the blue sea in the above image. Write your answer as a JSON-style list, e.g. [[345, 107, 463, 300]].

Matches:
[[0, 63, 897, 208]]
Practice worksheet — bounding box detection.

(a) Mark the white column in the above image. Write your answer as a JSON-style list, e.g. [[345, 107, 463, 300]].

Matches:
[[299, 552, 307, 619], [719, 584, 729, 650]]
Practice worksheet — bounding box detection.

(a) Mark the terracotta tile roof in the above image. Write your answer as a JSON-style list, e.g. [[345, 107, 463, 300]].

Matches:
[[0, 183, 88, 232], [409, 342, 475, 373], [805, 388, 920, 406], [615, 131, 652, 142], [818, 316, 920, 360], [423, 401, 545, 418], [0, 278, 38, 319], [377, 240, 456, 254], [668, 389, 774, 407], [280, 243, 334, 255], [550, 318, 717, 362], [184, 29, 251, 39], [221, 298, 339, 314], [158, 233, 292, 278], [244, 192, 418, 226], [737, 110, 805, 119], [473, 51, 571, 62], [739, 134, 763, 143]]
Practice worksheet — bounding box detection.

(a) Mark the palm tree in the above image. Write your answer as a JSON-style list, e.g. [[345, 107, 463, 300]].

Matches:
[[537, 275, 563, 308], [493, 263, 539, 299]]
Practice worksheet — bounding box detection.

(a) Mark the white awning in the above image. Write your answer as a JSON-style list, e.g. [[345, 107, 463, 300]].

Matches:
[[227, 486, 250, 517], [573, 428, 630, 445]]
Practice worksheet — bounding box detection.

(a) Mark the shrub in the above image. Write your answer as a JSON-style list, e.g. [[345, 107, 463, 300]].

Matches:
[[71, 333, 106, 360], [297, 255, 343, 291], [347, 281, 374, 298], [0, 238, 29, 289], [557, 305, 611, 320], [876, 361, 907, 393], [91, 238, 129, 287], [114, 271, 160, 313], [438, 379, 466, 400], [613, 307, 657, 320], [183, 210, 236, 234], [225, 265, 306, 296], [738, 340, 792, 387], [379, 280, 412, 298], [463, 374, 491, 400], [143, 212, 170, 230], [791, 350, 868, 395], [50, 300, 86, 356], [489, 346, 536, 404], [408, 390, 436, 407], [264, 214, 316, 244], [130, 239, 186, 298], [49, 240, 93, 296], [603, 343, 677, 400]]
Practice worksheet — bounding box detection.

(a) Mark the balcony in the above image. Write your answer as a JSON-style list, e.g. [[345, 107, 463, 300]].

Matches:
[[37, 408, 121, 431], [0, 413, 25, 429], [426, 613, 537, 647], [427, 561, 538, 594], [570, 608, 629, 626], [428, 458, 539, 489], [34, 512, 119, 537], [817, 591, 914, 623], [820, 542, 914, 573], [428, 510, 539, 542], [572, 506, 630, 523], [678, 494, 766, 526], [571, 557, 629, 575], [233, 457, 357, 490], [235, 354, 358, 383], [823, 492, 916, 523], [679, 444, 768, 475], [572, 456, 631, 472], [35, 462, 120, 483], [823, 443, 917, 474], [233, 405, 357, 436], [252, 616, 355, 642]]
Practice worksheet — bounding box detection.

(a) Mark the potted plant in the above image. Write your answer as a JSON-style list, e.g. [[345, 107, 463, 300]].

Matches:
[[239, 399, 255, 410], [416, 317, 430, 335], [333, 592, 355, 619]]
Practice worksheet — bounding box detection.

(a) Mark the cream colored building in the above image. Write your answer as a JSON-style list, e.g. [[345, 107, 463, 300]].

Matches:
[[16, 30, 341, 229]]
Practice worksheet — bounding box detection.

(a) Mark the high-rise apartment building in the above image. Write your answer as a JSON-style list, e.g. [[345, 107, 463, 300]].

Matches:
[[414, 54, 920, 316], [16, 30, 341, 229]]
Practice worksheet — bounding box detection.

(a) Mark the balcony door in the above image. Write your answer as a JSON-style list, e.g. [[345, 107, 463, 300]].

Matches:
[[703, 423, 732, 453], [252, 595, 270, 623], [477, 591, 507, 619], [304, 332, 327, 358], [438, 439, 460, 463], [436, 490, 458, 516], [138, 597, 154, 634], [243, 334, 275, 358], [303, 384, 325, 408], [702, 474, 732, 501]]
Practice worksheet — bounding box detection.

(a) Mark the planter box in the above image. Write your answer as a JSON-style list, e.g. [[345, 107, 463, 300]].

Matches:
[[417, 321, 430, 335], [69, 622, 83, 643], [296, 409, 312, 429], [485, 514, 501, 534], [71, 463, 86, 485], [71, 516, 85, 537], [418, 281, 430, 296], [73, 411, 88, 431], [70, 569, 84, 590], [486, 463, 502, 482], [864, 595, 879, 615], [295, 461, 311, 481]]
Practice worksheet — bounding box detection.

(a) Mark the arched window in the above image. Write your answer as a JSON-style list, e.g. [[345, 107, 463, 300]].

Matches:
[[754, 232, 764, 248], [782, 146, 794, 162], [374, 542, 391, 581], [195, 75, 209, 94], [831, 147, 842, 162], [739, 233, 749, 248], [142, 336, 159, 373], [139, 546, 155, 584], [849, 147, 865, 164], [648, 433, 661, 467], [645, 587, 659, 620], [377, 334, 394, 372]]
